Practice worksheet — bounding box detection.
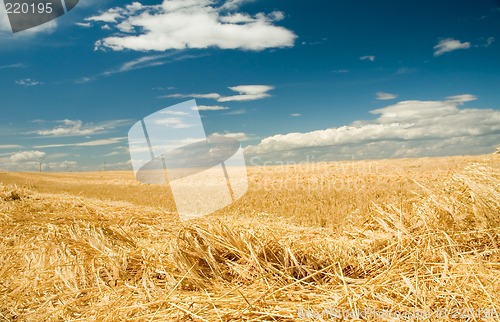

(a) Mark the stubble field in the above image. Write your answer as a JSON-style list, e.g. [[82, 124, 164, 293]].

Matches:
[[1, 155, 499, 321]]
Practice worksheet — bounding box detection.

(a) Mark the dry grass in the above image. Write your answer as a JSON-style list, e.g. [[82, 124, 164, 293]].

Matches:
[[0, 155, 499, 321]]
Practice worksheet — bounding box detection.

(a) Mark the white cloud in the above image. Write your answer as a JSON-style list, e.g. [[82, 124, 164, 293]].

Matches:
[[376, 92, 397, 101], [434, 38, 471, 56], [167, 93, 221, 100], [78, 53, 205, 83], [219, 11, 284, 24], [396, 67, 416, 75], [445, 94, 477, 104], [223, 109, 246, 115], [81, 2, 146, 29], [152, 85, 175, 90], [477, 36, 495, 48], [0, 145, 21, 149], [103, 146, 129, 157], [87, 0, 296, 51], [36, 119, 132, 137], [75, 138, 127, 147], [245, 94, 500, 161], [368, 95, 477, 123], [0, 63, 24, 69], [103, 151, 122, 157], [45, 152, 72, 159], [100, 54, 172, 77], [220, 13, 257, 23], [211, 132, 250, 141], [15, 78, 43, 86], [269, 11, 285, 21], [75, 22, 92, 28], [153, 117, 194, 129], [290, 113, 301, 117], [219, 85, 274, 102], [37, 119, 102, 136], [160, 110, 189, 116], [10, 150, 46, 163], [34, 137, 126, 149], [5, 158, 80, 172], [221, 0, 254, 11], [167, 85, 274, 102], [85, 9, 124, 23], [196, 105, 229, 111], [360, 55, 375, 61], [45, 161, 78, 171], [75, 77, 92, 84]]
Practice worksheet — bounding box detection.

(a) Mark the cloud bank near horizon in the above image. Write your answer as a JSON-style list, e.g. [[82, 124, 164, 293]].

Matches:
[[244, 94, 500, 163]]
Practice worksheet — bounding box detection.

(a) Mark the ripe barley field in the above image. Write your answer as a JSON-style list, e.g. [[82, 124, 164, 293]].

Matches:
[[0, 155, 499, 321]]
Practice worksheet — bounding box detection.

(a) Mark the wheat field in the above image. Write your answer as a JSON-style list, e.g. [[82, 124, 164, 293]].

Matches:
[[0, 155, 499, 321]]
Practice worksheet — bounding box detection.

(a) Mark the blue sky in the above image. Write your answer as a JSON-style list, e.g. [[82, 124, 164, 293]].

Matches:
[[0, 0, 499, 171]]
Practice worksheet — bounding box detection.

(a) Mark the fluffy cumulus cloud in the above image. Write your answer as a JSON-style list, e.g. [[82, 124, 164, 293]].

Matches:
[[167, 85, 274, 102], [85, 0, 296, 51], [6, 153, 80, 171], [10, 150, 46, 163], [245, 95, 500, 162], [434, 38, 471, 56]]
